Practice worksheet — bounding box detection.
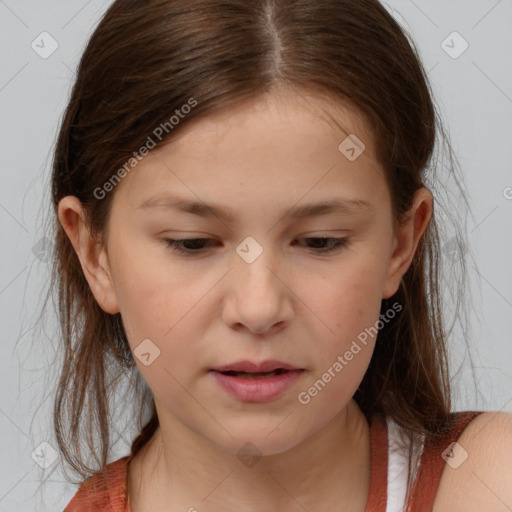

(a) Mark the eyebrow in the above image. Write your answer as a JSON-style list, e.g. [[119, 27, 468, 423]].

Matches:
[[138, 194, 373, 222]]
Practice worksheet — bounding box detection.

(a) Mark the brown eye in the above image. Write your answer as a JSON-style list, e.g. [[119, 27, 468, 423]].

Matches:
[[294, 237, 350, 253], [163, 238, 217, 255]]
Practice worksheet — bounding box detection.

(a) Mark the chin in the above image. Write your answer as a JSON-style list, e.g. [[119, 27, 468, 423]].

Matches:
[[209, 421, 310, 459]]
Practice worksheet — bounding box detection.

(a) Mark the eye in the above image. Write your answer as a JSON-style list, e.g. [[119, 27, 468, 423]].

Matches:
[[163, 237, 350, 256], [293, 237, 350, 253], [163, 238, 217, 255]]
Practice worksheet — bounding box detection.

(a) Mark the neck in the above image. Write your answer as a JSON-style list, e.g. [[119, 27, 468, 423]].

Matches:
[[128, 400, 371, 512]]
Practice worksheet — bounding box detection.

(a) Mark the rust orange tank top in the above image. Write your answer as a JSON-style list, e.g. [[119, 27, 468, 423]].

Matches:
[[64, 411, 481, 512]]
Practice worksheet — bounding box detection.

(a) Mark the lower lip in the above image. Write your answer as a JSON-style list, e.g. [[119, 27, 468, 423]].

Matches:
[[210, 370, 304, 402]]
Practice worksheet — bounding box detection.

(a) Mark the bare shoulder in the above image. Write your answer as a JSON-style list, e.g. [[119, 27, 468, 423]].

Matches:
[[434, 411, 512, 512]]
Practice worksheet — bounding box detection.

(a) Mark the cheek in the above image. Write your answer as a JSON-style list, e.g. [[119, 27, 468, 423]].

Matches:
[[294, 280, 380, 418], [111, 249, 221, 392], [295, 259, 384, 392], [311, 260, 385, 339], [111, 234, 187, 324]]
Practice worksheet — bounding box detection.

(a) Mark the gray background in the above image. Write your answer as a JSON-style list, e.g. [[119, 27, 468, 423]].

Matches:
[[0, 0, 511, 510]]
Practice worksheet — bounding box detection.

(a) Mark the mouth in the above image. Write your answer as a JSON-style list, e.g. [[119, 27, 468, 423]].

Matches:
[[218, 369, 290, 379], [210, 360, 303, 374], [209, 361, 305, 402]]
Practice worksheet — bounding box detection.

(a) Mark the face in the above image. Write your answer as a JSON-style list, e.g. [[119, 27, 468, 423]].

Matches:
[[60, 87, 429, 457]]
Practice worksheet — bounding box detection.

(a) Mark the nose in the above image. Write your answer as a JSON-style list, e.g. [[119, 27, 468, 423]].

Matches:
[[222, 246, 293, 335]]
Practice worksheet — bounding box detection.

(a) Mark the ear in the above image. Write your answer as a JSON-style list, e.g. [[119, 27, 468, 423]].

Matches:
[[57, 196, 120, 314], [382, 187, 433, 299]]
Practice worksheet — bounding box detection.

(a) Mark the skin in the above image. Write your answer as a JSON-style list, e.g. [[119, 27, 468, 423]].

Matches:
[[58, 87, 512, 511]]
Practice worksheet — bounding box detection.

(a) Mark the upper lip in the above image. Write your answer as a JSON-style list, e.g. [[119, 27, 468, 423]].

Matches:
[[211, 360, 302, 373]]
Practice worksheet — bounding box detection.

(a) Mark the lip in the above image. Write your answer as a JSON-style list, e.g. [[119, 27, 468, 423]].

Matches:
[[211, 360, 301, 373], [209, 360, 305, 402]]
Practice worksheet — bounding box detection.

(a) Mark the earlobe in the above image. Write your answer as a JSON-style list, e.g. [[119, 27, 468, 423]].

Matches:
[[57, 196, 120, 314], [382, 187, 433, 299]]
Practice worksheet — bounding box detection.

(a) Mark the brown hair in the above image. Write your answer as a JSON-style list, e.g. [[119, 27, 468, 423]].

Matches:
[[49, 0, 473, 496]]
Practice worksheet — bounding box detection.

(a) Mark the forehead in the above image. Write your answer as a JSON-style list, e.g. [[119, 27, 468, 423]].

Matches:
[[112, 87, 386, 211], [165, 87, 377, 159]]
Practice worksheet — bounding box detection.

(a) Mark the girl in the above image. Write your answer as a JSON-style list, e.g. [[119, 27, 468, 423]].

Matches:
[[51, 0, 512, 511]]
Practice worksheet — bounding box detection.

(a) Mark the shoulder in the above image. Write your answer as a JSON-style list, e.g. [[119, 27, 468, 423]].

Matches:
[[63, 456, 130, 511], [434, 411, 512, 512]]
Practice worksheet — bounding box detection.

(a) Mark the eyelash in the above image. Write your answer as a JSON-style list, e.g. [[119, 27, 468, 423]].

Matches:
[[163, 237, 350, 256]]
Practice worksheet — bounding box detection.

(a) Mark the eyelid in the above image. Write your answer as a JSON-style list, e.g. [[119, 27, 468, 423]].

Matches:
[[162, 235, 351, 256]]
